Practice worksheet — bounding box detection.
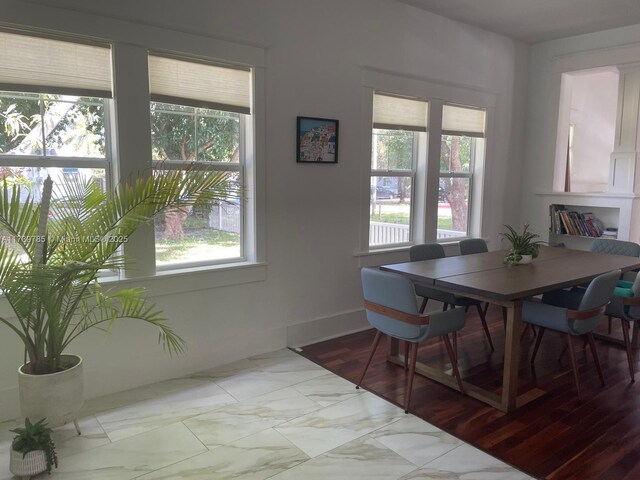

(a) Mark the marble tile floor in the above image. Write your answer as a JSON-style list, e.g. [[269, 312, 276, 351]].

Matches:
[[0, 349, 533, 479]]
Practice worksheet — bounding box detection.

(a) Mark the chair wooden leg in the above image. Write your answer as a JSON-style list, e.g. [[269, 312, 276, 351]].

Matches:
[[621, 318, 635, 383], [404, 342, 418, 413], [502, 306, 507, 328], [531, 327, 546, 364], [483, 302, 489, 317], [419, 297, 428, 314], [566, 334, 582, 400], [356, 331, 382, 389], [453, 331, 458, 359], [476, 303, 495, 351], [404, 341, 409, 371], [443, 333, 465, 395], [586, 333, 605, 387], [520, 323, 530, 342]]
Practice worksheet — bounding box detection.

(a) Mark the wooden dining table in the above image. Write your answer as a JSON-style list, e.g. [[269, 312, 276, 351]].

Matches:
[[380, 245, 640, 412]]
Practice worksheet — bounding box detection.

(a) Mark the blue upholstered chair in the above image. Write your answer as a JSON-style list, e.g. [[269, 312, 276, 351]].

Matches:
[[605, 274, 640, 382], [409, 243, 494, 351], [523, 269, 620, 398], [590, 238, 640, 332], [358, 267, 466, 413]]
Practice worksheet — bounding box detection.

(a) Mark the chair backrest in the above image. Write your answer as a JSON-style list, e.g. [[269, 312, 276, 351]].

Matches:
[[459, 238, 488, 255], [571, 269, 621, 334], [361, 268, 421, 339], [590, 238, 640, 257], [409, 243, 445, 262]]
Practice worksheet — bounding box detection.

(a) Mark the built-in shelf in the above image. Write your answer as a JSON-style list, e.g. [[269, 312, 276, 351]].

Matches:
[[536, 192, 638, 244], [548, 203, 620, 249]]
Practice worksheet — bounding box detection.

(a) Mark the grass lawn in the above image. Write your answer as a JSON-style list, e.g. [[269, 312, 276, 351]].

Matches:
[[156, 229, 240, 262], [370, 212, 454, 230]]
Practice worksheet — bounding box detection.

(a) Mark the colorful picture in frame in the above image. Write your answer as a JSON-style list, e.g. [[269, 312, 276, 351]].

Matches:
[[296, 116, 339, 164]]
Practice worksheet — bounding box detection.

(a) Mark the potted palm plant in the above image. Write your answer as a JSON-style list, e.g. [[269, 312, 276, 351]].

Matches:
[[9, 418, 57, 478], [501, 223, 544, 265], [0, 168, 237, 432]]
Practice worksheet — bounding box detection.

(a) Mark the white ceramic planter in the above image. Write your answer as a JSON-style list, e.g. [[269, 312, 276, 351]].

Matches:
[[18, 354, 84, 429], [9, 448, 47, 478], [517, 254, 533, 265]]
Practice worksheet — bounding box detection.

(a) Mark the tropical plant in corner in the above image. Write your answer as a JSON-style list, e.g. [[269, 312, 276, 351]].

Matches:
[[0, 167, 238, 375], [10, 418, 58, 474], [501, 223, 545, 265]]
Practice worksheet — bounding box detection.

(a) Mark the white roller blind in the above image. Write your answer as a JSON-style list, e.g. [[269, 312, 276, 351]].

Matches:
[[0, 31, 112, 97], [373, 93, 428, 132], [442, 104, 486, 137], [149, 55, 251, 114]]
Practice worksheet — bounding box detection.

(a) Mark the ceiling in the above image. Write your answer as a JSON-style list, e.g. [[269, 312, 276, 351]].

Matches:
[[398, 0, 640, 43]]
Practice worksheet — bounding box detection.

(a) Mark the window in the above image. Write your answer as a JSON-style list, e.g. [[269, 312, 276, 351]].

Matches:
[[0, 31, 111, 225], [438, 104, 486, 238], [365, 87, 489, 249], [369, 93, 427, 248], [148, 54, 251, 268]]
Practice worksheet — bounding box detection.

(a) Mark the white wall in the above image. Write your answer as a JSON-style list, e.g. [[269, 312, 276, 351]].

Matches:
[[0, 0, 528, 421], [522, 23, 640, 242]]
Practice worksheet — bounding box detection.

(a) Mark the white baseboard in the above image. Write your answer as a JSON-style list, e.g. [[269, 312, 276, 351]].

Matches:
[[286, 309, 369, 348]]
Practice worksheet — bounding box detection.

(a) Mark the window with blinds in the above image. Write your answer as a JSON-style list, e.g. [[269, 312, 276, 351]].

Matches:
[[373, 93, 428, 132], [0, 30, 111, 203], [438, 103, 487, 238], [367, 90, 488, 247], [0, 30, 112, 97], [369, 92, 426, 247], [148, 54, 251, 114], [148, 53, 252, 267], [442, 104, 486, 137]]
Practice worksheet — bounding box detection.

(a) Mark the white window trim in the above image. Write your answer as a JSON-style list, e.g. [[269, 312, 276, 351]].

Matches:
[[151, 106, 248, 271], [0, 15, 266, 290], [359, 69, 497, 254], [369, 130, 418, 248], [108, 44, 264, 279]]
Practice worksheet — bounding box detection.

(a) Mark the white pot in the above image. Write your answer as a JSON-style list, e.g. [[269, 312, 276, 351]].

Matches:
[[517, 254, 533, 265], [9, 448, 47, 478], [18, 354, 84, 428]]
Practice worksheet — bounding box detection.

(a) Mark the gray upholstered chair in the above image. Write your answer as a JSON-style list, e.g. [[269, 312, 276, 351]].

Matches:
[[605, 274, 640, 382], [459, 238, 488, 255], [523, 269, 620, 398], [410, 243, 494, 351], [358, 268, 466, 413], [590, 238, 640, 257]]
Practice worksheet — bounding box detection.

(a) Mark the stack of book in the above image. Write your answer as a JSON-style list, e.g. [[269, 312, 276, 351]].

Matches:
[[549, 205, 605, 237]]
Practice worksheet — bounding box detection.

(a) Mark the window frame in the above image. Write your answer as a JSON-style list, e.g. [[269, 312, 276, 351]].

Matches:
[[369, 128, 419, 248], [147, 53, 254, 271], [0, 91, 114, 194], [151, 104, 248, 271], [437, 133, 483, 239], [360, 72, 495, 254]]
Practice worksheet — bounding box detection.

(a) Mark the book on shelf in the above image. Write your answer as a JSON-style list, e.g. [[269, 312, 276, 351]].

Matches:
[[549, 204, 605, 238]]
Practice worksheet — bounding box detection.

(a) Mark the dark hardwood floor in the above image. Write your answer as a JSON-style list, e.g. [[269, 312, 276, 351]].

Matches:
[[295, 306, 640, 479]]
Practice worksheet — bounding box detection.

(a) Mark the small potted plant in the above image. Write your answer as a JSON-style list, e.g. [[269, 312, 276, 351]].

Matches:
[[501, 223, 544, 265], [9, 418, 58, 478]]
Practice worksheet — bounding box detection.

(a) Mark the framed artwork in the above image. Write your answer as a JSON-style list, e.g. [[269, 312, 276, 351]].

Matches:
[[296, 116, 339, 164]]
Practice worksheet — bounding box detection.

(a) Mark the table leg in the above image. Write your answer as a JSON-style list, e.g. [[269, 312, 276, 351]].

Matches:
[[502, 300, 523, 411]]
